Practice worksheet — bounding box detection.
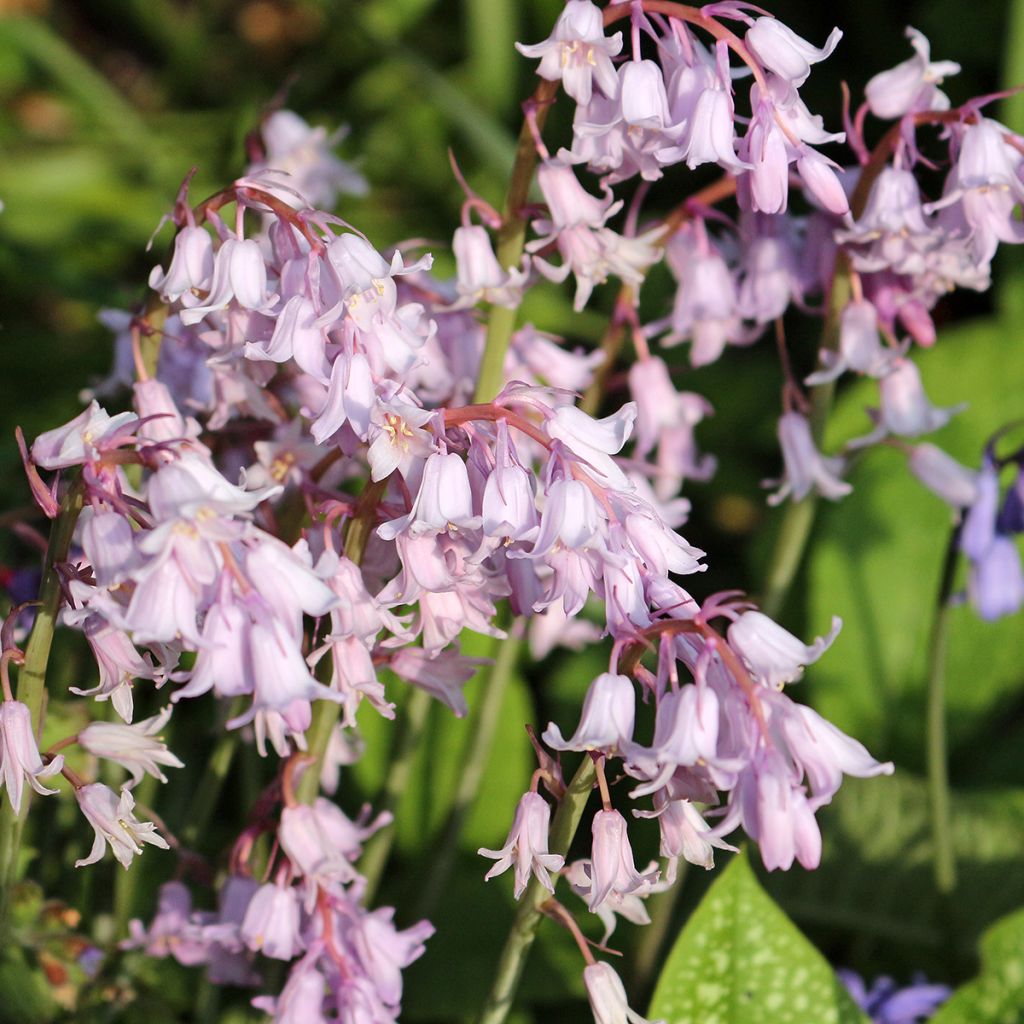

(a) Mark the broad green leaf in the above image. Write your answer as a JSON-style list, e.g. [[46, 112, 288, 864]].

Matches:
[[648, 850, 868, 1024], [765, 774, 1024, 979], [808, 318, 1024, 764], [931, 907, 1024, 1023]]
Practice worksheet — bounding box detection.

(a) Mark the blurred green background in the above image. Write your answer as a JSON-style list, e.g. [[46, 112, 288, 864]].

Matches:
[[2, 1, 1024, 1022]]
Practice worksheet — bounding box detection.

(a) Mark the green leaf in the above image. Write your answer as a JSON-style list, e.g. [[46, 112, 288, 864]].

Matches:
[[931, 908, 1024, 1023], [808, 318, 1024, 766], [648, 850, 869, 1024], [765, 774, 1024, 978]]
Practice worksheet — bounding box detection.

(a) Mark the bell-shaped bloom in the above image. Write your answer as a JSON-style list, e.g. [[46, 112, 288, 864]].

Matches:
[[481, 421, 539, 541], [73, 617, 159, 723], [908, 444, 978, 508], [588, 809, 659, 911], [767, 412, 852, 506], [0, 700, 63, 813], [122, 881, 212, 966], [970, 536, 1024, 621], [745, 18, 841, 87], [515, 0, 622, 105], [546, 403, 637, 490], [31, 401, 138, 470], [584, 961, 665, 1024], [529, 478, 604, 558], [779, 701, 893, 808], [637, 793, 736, 869], [349, 907, 434, 1009], [543, 672, 636, 753], [865, 27, 960, 120], [240, 881, 304, 961], [178, 238, 277, 325], [78, 706, 184, 788], [805, 299, 897, 384], [728, 611, 842, 689], [75, 783, 169, 868], [247, 294, 330, 380], [378, 452, 481, 540], [680, 81, 749, 174], [311, 351, 375, 444], [149, 225, 214, 303], [252, 957, 330, 1024], [479, 791, 564, 898], [280, 798, 391, 907], [452, 225, 527, 309]]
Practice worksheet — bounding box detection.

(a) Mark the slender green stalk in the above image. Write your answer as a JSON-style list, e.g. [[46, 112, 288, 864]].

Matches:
[[759, 265, 849, 619], [476, 756, 597, 1024], [415, 623, 524, 919], [0, 481, 83, 937], [926, 529, 960, 894], [473, 81, 559, 404], [295, 479, 387, 807], [358, 686, 434, 903]]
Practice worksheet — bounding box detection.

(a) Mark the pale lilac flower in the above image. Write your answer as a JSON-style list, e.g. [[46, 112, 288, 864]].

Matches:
[[148, 225, 214, 303], [451, 225, 527, 309], [178, 238, 278, 325], [728, 611, 842, 689], [253, 109, 367, 207], [72, 617, 159, 723], [636, 793, 736, 869], [240, 881, 304, 961], [543, 672, 636, 753], [584, 961, 666, 1024], [970, 536, 1024, 621], [479, 791, 564, 898], [31, 401, 138, 470], [907, 444, 979, 508], [515, 0, 622, 105], [745, 18, 842, 88], [349, 907, 434, 1009], [546, 403, 637, 490], [377, 452, 481, 540], [0, 700, 63, 813], [252, 956, 330, 1023], [806, 299, 898, 384], [311, 351, 376, 444], [767, 412, 852, 505], [78, 706, 184, 787], [75, 783, 170, 868], [865, 28, 960, 120], [122, 881, 212, 966], [779, 701, 893, 808], [588, 809, 660, 911]]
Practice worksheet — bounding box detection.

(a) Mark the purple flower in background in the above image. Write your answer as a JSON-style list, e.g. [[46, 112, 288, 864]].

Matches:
[[838, 970, 951, 1024]]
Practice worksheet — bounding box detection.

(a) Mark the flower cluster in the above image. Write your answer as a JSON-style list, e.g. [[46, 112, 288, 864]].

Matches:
[[5, 2, 1021, 1021]]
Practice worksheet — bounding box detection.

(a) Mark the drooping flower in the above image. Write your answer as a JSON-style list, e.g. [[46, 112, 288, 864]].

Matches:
[[479, 791, 564, 898], [75, 783, 170, 869], [0, 700, 63, 813]]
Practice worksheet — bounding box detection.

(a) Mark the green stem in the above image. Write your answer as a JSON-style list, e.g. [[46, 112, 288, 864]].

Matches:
[[0, 481, 83, 937], [415, 622, 524, 919], [295, 479, 387, 807], [473, 81, 559, 404], [181, 709, 242, 848], [358, 686, 434, 903], [926, 529, 960, 894], [759, 263, 850, 620], [475, 755, 597, 1024]]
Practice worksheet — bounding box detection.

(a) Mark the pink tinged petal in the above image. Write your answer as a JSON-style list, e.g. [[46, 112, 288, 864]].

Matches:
[[683, 87, 749, 173], [584, 961, 663, 1024], [865, 27, 959, 120], [78, 707, 184, 788], [796, 149, 850, 216], [479, 791, 564, 899], [74, 783, 169, 869], [781, 702, 893, 808], [245, 536, 338, 627], [876, 359, 961, 437], [173, 598, 252, 702], [746, 111, 790, 215], [620, 60, 674, 129], [0, 701, 62, 813], [81, 511, 140, 587], [542, 672, 635, 753], [149, 225, 214, 302], [908, 444, 979, 508], [240, 882, 304, 960], [588, 809, 658, 911], [727, 610, 842, 689], [745, 19, 842, 87], [769, 411, 851, 505], [31, 401, 138, 469], [547, 403, 637, 489]]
